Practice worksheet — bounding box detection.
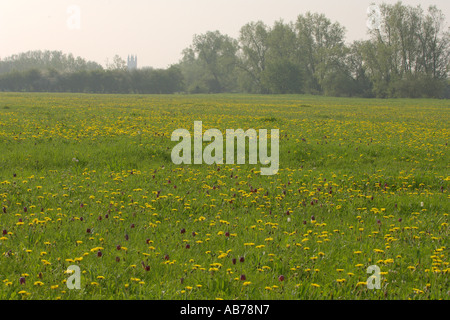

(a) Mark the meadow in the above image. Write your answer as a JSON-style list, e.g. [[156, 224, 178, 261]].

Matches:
[[0, 92, 448, 300]]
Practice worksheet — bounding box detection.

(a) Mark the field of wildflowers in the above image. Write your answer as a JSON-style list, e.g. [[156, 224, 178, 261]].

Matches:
[[0, 93, 448, 300]]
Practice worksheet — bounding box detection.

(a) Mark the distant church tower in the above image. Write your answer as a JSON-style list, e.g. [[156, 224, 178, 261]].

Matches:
[[127, 55, 137, 71]]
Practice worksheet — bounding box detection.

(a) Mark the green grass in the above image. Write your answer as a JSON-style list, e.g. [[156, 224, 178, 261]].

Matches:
[[0, 92, 448, 300]]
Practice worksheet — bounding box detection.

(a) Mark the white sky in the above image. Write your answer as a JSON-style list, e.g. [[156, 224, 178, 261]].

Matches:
[[0, 0, 449, 69]]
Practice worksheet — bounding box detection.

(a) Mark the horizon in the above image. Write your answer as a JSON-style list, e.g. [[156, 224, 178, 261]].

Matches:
[[1, 0, 449, 69]]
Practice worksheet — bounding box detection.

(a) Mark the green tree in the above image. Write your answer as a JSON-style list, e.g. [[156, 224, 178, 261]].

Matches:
[[295, 12, 348, 94], [237, 21, 270, 93], [261, 59, 303, 94], [106, 55, 127, 71], [346, 41, 374, 97], [180, 31, 238, 93], [261, 20, 304, 93], [365, 2, 449, 97]]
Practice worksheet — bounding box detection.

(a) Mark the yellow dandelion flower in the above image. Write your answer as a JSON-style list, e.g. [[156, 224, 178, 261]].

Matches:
[[356, 281, 367, 287]]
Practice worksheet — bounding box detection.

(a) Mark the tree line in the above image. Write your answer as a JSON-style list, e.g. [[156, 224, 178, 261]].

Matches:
[[0, 65, 184, 94], [179, 2, 449, 98], [1, 2, 449, 98], [0, 51, 184, 94]]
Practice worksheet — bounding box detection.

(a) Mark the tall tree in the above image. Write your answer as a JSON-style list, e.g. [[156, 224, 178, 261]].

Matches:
[[346, 41, 374, 97], [295, 12, 348, 94], [181, 31, 238, 93], [262, 20, 304, 93], [237, 21, 270, 93]]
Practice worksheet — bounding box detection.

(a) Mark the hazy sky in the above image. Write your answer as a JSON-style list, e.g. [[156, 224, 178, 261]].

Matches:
[[0, 0, 449, 69]]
